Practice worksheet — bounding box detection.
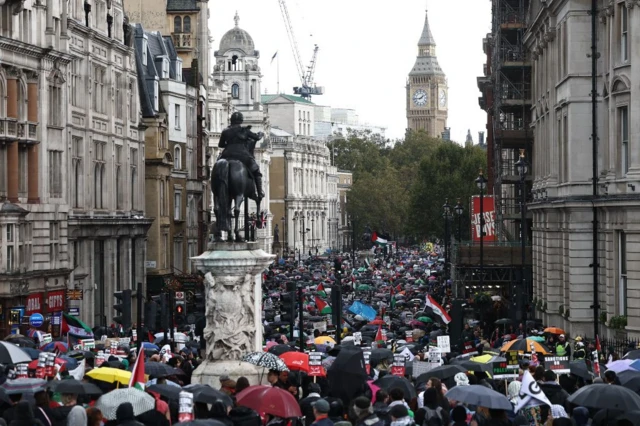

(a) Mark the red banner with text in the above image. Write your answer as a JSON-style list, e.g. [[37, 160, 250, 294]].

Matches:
[[47, 290, 66, 312], [471, 195, 497, 242]]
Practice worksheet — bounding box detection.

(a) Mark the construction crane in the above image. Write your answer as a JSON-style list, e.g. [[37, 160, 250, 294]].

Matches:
[[277, 0, 324, 99]]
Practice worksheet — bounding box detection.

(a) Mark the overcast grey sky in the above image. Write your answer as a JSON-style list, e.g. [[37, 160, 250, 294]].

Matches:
[[209, 0, 491, 144]]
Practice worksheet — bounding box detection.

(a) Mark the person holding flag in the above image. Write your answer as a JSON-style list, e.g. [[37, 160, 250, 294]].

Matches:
[[129, 351, 146, 391]]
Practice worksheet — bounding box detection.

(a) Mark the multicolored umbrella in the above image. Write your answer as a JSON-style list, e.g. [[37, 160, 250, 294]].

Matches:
[[1, 378, 47, 395], [500, 338, 551, 354], [241, 352, 289, 372]]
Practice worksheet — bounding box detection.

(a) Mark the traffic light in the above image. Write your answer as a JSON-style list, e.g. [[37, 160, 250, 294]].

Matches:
[[113, 289, 132, 330], [281, 281, 297, 323], [144, 300, 158, 331], [175, 300, 186, 326], [153, 293, 169, 330]]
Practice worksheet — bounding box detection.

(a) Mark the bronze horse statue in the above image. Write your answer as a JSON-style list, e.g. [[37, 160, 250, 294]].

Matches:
[[211, 140, 262, 242]]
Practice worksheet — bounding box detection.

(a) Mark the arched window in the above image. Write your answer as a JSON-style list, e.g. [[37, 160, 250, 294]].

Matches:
[[183, 16, 191, 33], [174, 16, 182, 33], [231, 84, 239, 99], [174, 145, 182, 170]]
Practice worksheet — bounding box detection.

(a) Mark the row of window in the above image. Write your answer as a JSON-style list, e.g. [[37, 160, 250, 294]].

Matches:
[[230, 82, 257, 100], [173, 16, 192, 34]]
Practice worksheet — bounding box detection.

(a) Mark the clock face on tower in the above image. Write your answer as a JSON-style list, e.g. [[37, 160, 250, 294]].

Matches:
[[413, 89, 428, 107], [439, 89, 447, 108]]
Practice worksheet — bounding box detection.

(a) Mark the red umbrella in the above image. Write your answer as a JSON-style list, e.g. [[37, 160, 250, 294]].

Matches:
[[368, 319, 386, 325], [279, 352, 309, 372], [236, 385, 302, 418], [27, 357, 67, 371]]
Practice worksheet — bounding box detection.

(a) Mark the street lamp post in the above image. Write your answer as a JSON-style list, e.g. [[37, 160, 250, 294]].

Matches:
[[301, 213, 307, 256], [442, 199, 452, 278], [475, 169, 488, 288], [281, 216, 286, 253], [515, 149, 529, 331], [310, 215, 315, 255], [292, 213, 298, 255], [455, 198, 464, 242]]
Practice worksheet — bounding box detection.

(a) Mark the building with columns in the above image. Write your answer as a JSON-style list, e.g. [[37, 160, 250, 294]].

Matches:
[[526, 0, 640, 338], [0, 0, 151, 332], [211, 13, 272, 252], [66, 1, 151, 327], [265, 94, 343, 255]]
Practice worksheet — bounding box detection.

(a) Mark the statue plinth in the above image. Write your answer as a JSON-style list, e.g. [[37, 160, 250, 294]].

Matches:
[[190, 242, 275, 387]]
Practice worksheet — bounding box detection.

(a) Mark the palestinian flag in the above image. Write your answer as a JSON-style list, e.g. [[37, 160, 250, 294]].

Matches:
[[389, 285, 396, 309], [316, 283, 327, 298], [315, 296, 331, 315], [425, 294, 452, 324], [371, 232, 387, 245], [375, 325, 384, 345], [128, 352, 145, 390], [61, 313, 94, 339]]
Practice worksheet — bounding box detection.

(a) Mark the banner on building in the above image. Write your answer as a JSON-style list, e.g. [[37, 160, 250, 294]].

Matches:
[[471, 195, 497, 242]]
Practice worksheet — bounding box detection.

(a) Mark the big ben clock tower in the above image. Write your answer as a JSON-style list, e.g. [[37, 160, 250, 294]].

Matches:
[[406, 7, 448, 137]]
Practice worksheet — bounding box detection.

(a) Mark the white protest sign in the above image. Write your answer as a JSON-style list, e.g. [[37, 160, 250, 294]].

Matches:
[[353, 332, 362, 345], [313, 322, 327, 332], [428, 347, 442, 364], [400, 347, 415, 363], [80, 339, 95, 350], [39, 333, 52, 346], [437, 336, 451, 353]]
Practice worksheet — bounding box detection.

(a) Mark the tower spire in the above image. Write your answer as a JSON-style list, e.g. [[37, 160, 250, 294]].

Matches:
[[418, 8, 436, 47], [234, 11, 239, 27]]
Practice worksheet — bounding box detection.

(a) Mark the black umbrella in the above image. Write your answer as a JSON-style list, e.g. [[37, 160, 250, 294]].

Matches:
[[143, 362, 183, 378], [417, 365, 466, 382], [569, 360, 596, 380], [370, 348, 394, 367], [327, 345, 368, 402], [183, 384, 233, 407], [67, 350, 95, 360], [616, 370, 640, 393], [373, 375, 417, 400], [147, 384, 181, 400], [624, 350, 640, 360], [267, 344, 295, 356], [0, 342, 32, 365], [49, 379, 103, 395], [567, 383, 640, 411], [495, 318, 512, 325], [444, 385, 512, 410], [176, 421, 227, 426], [4, 335, 36, 349]]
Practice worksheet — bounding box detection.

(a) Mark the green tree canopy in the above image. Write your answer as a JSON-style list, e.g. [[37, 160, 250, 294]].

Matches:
[[329, 130, 487, 243]]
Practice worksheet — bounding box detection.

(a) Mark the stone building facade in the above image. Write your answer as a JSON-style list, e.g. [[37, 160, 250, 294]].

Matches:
[[526, 0, 640, 338], [0, 0, 151, 331], [66, 0, 150, 327]]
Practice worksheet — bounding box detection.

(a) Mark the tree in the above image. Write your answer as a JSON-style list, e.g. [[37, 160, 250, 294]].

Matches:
[[408, 142, 487, 240]]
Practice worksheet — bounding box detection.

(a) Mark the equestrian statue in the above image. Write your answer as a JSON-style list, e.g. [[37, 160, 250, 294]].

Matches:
[[212, 111, 266, 242]]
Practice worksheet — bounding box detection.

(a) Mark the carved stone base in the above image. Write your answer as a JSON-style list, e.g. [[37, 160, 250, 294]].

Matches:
[[191, 241, 275, 362], [191, 360, 269, 387]]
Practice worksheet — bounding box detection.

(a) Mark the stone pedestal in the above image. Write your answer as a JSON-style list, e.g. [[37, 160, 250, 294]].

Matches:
[[190, 242, 275, 387]]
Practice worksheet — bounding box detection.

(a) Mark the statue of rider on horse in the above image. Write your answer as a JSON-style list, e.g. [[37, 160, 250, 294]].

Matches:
[[212, 112, 266, 242]]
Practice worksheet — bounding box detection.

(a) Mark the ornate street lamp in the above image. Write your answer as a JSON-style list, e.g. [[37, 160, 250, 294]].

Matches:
[[454, 198, 464, 241]]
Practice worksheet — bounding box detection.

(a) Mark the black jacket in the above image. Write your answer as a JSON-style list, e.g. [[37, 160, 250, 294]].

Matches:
[[299, 394, 321, 426], [372, 402, 390, 426]]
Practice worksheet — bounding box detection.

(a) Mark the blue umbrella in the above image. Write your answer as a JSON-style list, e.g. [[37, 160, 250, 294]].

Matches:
[[142, 342, 159, 350], [59, 356, 78, 371], [20, 347, 41, 360]]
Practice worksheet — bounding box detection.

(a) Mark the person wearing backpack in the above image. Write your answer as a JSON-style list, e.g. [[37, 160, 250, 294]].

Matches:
[[414, 389, 448, 426]]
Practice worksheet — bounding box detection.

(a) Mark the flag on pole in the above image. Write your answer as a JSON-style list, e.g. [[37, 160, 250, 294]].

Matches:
[[271, 51, 278, 64], [375, 325, 384, 345], [371, 231, 387, 245], [425, 294, 452, 324], [315, 296, 328, 312], [128, 352, 146, 390], [316, 283, 326, 297], [514, 370, 552, 412], [61, 313, 94, 339]]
